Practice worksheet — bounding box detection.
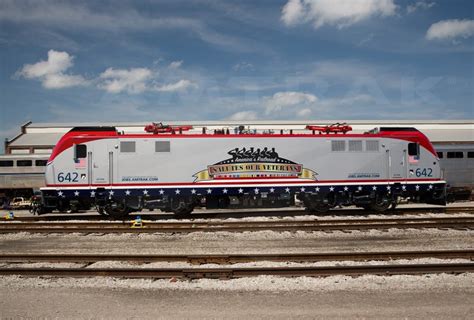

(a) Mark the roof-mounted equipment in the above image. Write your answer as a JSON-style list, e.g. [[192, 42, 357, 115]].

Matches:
[[144, 122, 193, 134], [306, 123, 352, 134]]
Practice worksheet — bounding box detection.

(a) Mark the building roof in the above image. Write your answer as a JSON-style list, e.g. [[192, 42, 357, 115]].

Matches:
[[8, 133, 63, 147]]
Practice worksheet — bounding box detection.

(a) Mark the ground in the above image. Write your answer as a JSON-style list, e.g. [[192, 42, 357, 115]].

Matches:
[[1, 281, 473, 319], [1, 204, 473, 319]]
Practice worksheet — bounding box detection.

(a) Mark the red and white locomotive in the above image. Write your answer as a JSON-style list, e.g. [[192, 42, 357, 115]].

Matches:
[[39, 123, 446, 217]]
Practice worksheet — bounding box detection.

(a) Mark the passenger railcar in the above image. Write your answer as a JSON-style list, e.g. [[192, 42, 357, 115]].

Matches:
[[435, 144, 474, 200], [39, 124, 447, 217], [0, 154, 48, 199]]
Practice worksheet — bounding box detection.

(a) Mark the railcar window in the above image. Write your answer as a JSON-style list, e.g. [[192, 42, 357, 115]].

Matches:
[[468, 152, 474, 158], [366, 140, 379, 152], [75, 144, 87, 158], [436, 152, 443, 159], [349, 140, 363, 152], [35, 160, 48, 166], [447, 152, 464, 158], [0, 160, 14, 167], [155, 141, 170, 152], [17, 160, 32, 167], [120, 141, 136, 153], [331, 140, 345, 152], [408, 143, 420, 156]]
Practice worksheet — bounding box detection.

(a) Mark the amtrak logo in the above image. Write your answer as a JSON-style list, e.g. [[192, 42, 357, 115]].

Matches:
[[193, 147, 317, 181]]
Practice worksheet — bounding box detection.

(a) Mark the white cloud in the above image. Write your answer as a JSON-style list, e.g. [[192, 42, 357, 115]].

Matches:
[[16, 50, 198, 94], [41, 73, 88, 89], [406, 1, 435, 14], [281, 0, 397, 29], [16, 50, 87, 89], [426, 19, 474, 41], [264, 91, 317, 114], [297, 108, 312, 117], [168, 60, 183, 69], [232, 61, 254, 72], [155, 79, 197, 92], [281, 0, 305, 26], [227, 111, 258, 121], [98, 68, 152, 94]]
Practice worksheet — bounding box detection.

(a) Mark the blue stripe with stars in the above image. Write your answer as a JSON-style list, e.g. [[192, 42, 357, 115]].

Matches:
[[46, 182, 444, 198]]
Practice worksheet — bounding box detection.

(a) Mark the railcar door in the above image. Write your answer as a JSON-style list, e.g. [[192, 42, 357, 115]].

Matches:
[[87, 139, 118, 185], [386, 143, 407, 181]]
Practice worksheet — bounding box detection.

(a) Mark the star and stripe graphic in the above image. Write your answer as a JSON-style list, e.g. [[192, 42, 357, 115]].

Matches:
[[49, 182, 442, 198]]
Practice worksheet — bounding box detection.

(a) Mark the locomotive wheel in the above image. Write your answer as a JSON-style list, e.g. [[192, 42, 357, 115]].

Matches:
[[307, 203, 331, 213], [105, 203, 130, 219], [368, 194, 391, 212], [173, 207, 194, 218], [96, 206, 107, 216], [170, 197, 195, 218], [303, 193, 334, 214]]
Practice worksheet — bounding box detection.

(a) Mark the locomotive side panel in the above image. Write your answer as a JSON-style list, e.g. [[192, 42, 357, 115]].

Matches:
[[44, 135, 441, 186], [114, 137, 392, 183], [112, 136, 439, 184]]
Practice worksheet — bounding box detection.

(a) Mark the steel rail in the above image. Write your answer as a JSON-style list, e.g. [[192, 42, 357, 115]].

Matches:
[[4, 206, 473, 222], [1, 263, 473, 279], [2, 216, 473, 227], [0, 224, 471, 233], [1, 250, 473, 264], [0, 217, 472, 233]]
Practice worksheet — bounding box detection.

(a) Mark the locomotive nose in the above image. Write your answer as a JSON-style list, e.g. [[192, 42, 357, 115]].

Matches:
[[44, 161, 55, 185]]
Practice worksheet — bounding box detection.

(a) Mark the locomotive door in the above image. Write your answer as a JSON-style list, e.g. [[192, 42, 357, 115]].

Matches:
[[387, 144, 407, 181], [89, 139, 118, 185]]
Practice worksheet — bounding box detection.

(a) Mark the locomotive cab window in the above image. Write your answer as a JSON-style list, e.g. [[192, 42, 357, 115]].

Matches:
[[408, 143, 419, 156], [74, 144, 87, 159], [437, 152, 443, 159]]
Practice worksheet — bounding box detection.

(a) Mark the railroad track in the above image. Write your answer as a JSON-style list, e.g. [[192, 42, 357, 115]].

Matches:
[[1, 250, 473, 279], [1, 265, 472, 279], [1, 216, 473, 233], [4, 206, 474, 222], [1, 250, 473, 264]]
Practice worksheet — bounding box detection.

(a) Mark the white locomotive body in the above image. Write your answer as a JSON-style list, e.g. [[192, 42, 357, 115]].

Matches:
[[40, 125, 446, 217]]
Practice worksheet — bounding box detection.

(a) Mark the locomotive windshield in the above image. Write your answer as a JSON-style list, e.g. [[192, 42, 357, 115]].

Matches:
[[408, 143, 420, 157], [74, 144, 87, 159]]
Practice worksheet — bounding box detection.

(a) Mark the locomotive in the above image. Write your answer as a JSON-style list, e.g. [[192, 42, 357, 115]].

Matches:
[[39, 123, 447, 217]]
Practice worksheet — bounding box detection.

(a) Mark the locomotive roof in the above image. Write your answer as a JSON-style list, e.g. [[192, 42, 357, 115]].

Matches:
[[46, 124, 442, 162], [70, 126, 117, 132], [26, 120, 473, 128]]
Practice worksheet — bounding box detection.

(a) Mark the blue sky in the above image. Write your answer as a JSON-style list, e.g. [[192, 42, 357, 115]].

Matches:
[[0, 0, 473, 149]]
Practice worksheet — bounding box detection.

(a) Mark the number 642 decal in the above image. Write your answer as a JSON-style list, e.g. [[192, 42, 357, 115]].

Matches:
[[57, 172, 79, 182], [415, 168, 433, 177]]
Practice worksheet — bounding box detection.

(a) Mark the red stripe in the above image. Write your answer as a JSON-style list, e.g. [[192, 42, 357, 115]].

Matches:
[[46, 178, 443, 188], [212, 176, 297, 180]]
